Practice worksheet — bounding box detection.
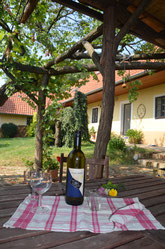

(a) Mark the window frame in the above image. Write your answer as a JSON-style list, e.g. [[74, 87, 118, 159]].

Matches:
[[91, 107, 99, 123], [155, 95, 165, 119]]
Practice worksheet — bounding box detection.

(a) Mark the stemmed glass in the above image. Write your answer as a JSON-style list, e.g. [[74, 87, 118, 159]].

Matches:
[[24, 169, 37, 203], [30, 170, 52, 213]]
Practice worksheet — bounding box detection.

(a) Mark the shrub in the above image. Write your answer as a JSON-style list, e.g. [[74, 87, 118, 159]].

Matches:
[[108, 133, 126, 152], [43, 157, 59, 170], [126, 129, 144, 144], [61, 107, 75, 147], [73, 91, 89, 141], [89, 126, 96, 136], [1, 123, 18, 138], [26, 112, 37, 137]]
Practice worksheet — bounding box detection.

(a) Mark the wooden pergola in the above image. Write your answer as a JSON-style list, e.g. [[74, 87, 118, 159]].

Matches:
[[47, 0, 165, 167]]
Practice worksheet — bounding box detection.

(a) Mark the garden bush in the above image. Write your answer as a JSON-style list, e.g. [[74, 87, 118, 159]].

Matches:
[[108, 133, 126, 152], [26, 112, 37, 137], [126, 129, 144, 144], [1, 123, 18, 138], [61, 107, 75, 147]]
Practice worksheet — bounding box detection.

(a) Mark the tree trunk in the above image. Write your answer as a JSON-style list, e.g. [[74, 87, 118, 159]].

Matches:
[[94, 4, 116, 178], [55, 120, 61, 147], [34, 74, 49, 169]]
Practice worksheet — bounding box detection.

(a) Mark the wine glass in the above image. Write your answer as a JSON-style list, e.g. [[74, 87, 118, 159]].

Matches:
[[30, 170, 52, 213], [24, 169, 37, 203]]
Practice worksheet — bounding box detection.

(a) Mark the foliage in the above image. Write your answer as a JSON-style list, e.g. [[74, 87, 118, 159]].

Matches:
[[61, 107, 75, 147], [108, 133, 126, 152], [0, 2, 99, 167], [98, 181, 125, 197], [0, 2, 163, 168], [1, 123, 18, 138], [128, 80, 142, 103], [22, 158, 34, 170], [101, 181, 125, 191], [89, 126, 96, 136], [26, 112, 37, 137], [73, 91, 89, 141], [43, 157, 59, 170], [126, 129, 144, 144]]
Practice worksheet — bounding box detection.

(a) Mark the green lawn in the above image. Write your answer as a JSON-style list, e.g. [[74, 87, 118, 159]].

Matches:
[[0, 137, 95, 167]]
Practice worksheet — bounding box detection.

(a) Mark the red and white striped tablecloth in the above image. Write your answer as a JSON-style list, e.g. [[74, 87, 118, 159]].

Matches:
[[3, 195, 165, 233]]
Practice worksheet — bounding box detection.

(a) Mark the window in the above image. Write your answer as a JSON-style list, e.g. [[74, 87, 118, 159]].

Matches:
[[92, 107, 98, 123], [26, 116, 33, 125], [155, 95, 165, 119]]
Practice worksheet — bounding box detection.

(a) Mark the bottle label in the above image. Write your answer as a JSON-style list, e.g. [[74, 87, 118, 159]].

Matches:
[[67, 168, 84, 198]]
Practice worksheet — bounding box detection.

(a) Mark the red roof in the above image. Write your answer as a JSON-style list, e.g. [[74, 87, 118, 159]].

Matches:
[[0, 70, 144, 115], [62, 69, 143, 103], [0, 92, 35, 116]]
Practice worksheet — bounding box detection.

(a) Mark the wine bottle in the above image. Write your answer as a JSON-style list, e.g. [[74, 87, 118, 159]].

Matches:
[[65, 130, 85, 206]]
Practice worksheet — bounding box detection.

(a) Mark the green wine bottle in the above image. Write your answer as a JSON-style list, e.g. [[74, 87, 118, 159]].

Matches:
[[65, 130, 85, 206]]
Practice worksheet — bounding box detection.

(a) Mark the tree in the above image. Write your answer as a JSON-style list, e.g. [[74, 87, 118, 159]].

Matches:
[[0, 1, 98, 168], [73, 91, 89, 141], [61, 107, 75, 147]]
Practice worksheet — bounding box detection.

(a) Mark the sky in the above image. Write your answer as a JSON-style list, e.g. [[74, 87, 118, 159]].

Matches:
[[0, 78, 5, 87]]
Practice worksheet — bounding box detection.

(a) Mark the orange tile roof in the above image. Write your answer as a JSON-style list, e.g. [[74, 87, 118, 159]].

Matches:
[[62, 69, 144, 103], [0, 69, 144, 115], [0, 92, 35, 115]]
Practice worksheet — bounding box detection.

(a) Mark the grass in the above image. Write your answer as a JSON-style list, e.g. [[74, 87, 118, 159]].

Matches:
[[0, 137, 154, 168], [0, 137, 95, 167]]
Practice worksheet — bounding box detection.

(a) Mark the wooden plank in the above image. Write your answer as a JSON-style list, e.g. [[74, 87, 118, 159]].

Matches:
[[0, 188, 30, 197], [120, 179, 165, 192], [114, 236, 165, 249], [0, 231, 95, 249], [0, 217, 11, 227], [0, 194, 28, 203], [145, 230, 165, 248], [0, 228, 49, 244], [148, 203, 165, 217], [0, 207, 18, 218], [118, 183, 165, 198], [156, 213, 165, 225], [119, 187, 165, 201], [0, 200, 22, 210], [49, 231, 144, 249], [142, 195, 165, 208]]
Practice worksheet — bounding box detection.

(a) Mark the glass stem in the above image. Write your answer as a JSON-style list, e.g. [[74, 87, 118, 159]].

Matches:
[[31, 189, 35, 198], [38, 194, 42, 207]]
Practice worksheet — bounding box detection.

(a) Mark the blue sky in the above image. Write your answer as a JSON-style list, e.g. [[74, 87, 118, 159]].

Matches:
[[0, 78, 5, 87]]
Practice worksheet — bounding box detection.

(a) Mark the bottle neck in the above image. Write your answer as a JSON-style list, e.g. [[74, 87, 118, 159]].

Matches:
[[74, 131, 81, 150]]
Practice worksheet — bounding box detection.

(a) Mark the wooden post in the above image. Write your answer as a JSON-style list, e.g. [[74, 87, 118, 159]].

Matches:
[[94, 4, 116, 178]]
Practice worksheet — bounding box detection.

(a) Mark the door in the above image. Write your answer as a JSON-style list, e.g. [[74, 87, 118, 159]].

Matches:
[[123, 103, 131, 135]]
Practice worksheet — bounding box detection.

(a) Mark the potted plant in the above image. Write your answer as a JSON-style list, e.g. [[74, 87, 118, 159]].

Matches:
[[126, 129, 144, 144], [89, 126, 96, 140], [43, 157, 59, 182]]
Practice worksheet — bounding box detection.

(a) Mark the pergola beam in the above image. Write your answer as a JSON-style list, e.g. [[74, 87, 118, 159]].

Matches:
[[70, 52, 165, 61], [1, 60, 165, 76], [51, 0, 103, 21], [82, 41, 103, 75], [45, 24, 103, 68]]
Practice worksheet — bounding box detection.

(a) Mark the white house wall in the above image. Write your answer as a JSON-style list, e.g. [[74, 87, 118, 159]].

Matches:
[[88, 84, 165, 146]]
